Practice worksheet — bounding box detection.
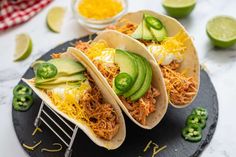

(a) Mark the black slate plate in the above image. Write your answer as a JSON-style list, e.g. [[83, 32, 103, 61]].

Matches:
[[12, 35, 218, 157]]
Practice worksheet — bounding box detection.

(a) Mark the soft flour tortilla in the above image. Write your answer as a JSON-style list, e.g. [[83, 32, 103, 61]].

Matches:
[[22, 56, 126, 150], [115, 10, 200, 108], [68, 30, 168, 129]]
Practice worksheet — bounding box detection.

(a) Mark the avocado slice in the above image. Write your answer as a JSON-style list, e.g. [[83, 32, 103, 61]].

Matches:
[[144, 13, 168, 42], [142, 14, 156, 41], [35, 82, 81, 90], [48, 58, 85, 76], [150, 27, 167, 42], [123, 54, 146, 98], [142, 18, 154, 41], [36, 73, 86, 85], [131, 22, 143, 39], [35, 83, 67, 90], [114, 49, 138, 82], [130, 58, 152, 101]]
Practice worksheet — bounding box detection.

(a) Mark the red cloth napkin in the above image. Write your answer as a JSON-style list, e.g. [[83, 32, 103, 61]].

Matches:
[[0, 0, 52, 31]]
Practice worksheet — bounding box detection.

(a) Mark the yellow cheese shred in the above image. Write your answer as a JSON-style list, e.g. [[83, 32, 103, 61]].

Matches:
[[143, 140, 153, 152], [150, 30, 188, 65], [78, 0, 123, 20], [84, 40, 110, 60], [161, 30, 188, 53], [142, 140, 167, 157], [50, 82, 91, 125], [22, 140, 42, 151], [41, 143, 63, 153], [32, 127, 43, 136], [152, 145, 167, 157]]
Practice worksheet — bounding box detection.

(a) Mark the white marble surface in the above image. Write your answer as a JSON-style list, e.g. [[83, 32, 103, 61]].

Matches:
[[0, 0, 236, 156]]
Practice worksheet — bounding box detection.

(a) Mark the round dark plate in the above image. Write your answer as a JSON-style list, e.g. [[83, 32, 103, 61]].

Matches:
[[12, 35, 218, 157]]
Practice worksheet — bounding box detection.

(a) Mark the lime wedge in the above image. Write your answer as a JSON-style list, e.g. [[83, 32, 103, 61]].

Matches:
[[162, 0, 196, 18], [14, 33, 32, 61], [47, 7, 65, 33], [206, 16, 236, 48]]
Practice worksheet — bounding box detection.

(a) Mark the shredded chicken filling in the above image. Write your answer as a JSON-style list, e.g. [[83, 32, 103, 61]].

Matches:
[[161, 61, 197, 105], [120, 87, 160, 125], [106, 19, 137, 35], [43, 58, 119, 140], [108, 21, 198, 105], [76, 41, 159, 125], [79, 73, 120, 140]]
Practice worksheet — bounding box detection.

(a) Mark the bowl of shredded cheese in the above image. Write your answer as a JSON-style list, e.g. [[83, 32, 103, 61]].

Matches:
[[72, 0, 128, 32]]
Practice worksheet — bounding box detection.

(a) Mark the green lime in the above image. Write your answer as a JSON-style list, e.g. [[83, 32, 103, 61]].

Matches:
[[14, 33, 33, 61], [162, 0, 196, 18], [47, 7, 65, 33], [206, 16, 236, 48]]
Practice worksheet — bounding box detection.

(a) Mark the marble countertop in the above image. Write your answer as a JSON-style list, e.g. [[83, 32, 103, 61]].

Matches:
[[0, 0, 236, 156]]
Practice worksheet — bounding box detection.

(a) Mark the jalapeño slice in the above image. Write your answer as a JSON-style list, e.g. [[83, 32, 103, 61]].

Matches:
[[182, 124, 202, 142], [192, 107, 208, 120], [186, 114, 206, 129], [145, 16, 163, 30], [13, 84, 32, 96], [115, 73, 133, 92], [13, 95, 33, 111], [36, 63, 57, 79]]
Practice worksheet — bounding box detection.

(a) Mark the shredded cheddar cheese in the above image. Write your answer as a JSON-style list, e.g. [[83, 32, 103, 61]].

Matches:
[[112, 18, 198, 105], [41, 143, 62, 153], [84, 40, 110, 60], [78, 0, 123, 20], [41, 51, 121, 140], [45, 73, 120, 140], [75, 40, 160, 126], [32, 127, 43, 136], [23, 140, 42, 151], [152, 145, 167, 157], [148, 30, 188, 65], [50, 81, 91, 124], [161, 30, 188, 55], [143, 140, 153, 152], [111, 20, 188, 65], [141, 140, 167, 157], [152, 142, 159, 147]]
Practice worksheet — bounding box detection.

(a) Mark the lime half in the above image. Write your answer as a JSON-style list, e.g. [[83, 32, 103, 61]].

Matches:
[[206, 16, 236, 48], [162, 0, 196, 18], [47, 7, 65, 33], [14, 33, 32, 61]]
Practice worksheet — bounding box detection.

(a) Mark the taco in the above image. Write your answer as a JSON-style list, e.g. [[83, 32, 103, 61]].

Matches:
[[69, 30, 168, 129], [23, 50, 126, 150], [108, 10, 200, 108]]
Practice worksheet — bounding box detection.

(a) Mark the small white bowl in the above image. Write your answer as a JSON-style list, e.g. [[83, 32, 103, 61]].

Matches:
[[72, 0, 128, 32]]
